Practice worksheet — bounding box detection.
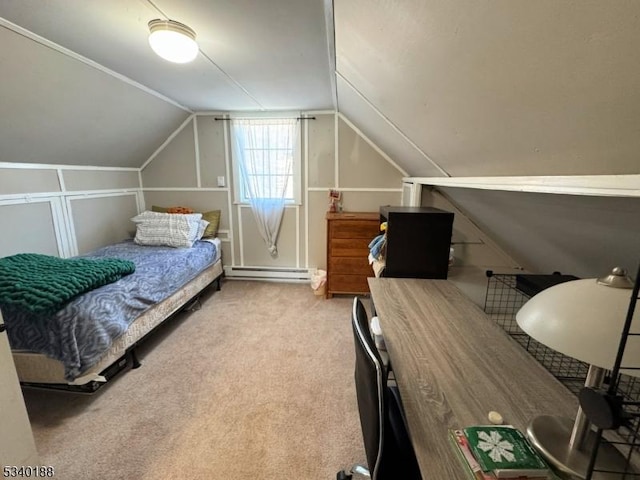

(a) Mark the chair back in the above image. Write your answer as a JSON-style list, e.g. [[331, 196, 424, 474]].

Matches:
[[351, 296, 386, 479]]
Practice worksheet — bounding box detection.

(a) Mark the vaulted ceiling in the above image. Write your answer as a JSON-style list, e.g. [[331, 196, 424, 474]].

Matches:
[[335, 1, 640, 177], [0, 0, 334, 111], [0, 1, 639, 176]]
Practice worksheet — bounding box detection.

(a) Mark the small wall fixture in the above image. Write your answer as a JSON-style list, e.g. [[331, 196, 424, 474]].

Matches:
[[148, 19, 198, 64]]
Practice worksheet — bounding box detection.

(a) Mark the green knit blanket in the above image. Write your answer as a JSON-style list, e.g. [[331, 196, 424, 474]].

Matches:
[[0, 253, 135, 314]]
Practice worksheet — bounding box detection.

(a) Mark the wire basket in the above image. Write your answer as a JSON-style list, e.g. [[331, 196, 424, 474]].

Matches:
[[483, 271, 589, 395], [484, 270, 640, 476]]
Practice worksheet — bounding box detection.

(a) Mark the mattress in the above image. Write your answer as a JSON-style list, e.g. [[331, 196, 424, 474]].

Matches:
[[7, 238, 222, 385], [13, 258, 222, 385]]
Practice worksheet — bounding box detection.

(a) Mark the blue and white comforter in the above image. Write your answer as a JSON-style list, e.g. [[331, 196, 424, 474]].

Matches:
[[3, 240, 218, 381]]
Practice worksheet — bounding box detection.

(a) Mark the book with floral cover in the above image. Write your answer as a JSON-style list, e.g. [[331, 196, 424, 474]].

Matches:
[[449, 429, 497, 480], [462, 425, 550, 479]]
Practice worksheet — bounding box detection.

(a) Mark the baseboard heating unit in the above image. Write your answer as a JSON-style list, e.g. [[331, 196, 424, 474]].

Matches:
[[224, 266, 310, 282]]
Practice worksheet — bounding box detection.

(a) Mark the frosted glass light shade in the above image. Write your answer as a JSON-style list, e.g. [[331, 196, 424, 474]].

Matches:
[[148, 19, 198, 64], [516, 278, 640, 375]]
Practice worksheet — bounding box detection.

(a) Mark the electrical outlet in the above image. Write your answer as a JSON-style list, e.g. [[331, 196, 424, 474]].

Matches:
[[217, 176, 225, 187]]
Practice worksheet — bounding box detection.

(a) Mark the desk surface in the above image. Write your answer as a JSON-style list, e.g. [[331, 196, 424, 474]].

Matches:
[[368, 278, 578, 479]]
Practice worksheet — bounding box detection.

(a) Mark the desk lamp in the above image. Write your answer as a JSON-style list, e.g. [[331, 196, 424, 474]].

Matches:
[[516, 267, 639, 479]]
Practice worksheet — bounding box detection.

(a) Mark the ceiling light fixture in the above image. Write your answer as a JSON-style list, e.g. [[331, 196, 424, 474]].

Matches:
[[148, 19, 198, 64]]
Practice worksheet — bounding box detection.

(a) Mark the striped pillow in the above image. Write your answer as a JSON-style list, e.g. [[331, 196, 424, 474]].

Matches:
[[131, 211, 203, 248]]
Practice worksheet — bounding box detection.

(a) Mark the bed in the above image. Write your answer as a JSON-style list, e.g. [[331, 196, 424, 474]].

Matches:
[[2, 237, 223, 392]]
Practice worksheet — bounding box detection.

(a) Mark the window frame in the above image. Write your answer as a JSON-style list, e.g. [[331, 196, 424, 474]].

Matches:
[[230, 114, 302, 206]]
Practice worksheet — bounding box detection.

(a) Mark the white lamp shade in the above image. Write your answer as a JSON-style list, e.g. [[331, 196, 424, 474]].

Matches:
[[148, 20, 198, 64], [516, 278, 640, 375]]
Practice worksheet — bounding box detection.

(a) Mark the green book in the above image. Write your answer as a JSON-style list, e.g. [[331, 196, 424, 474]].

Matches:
[[462, 425, 550, 479], [449, 429, 497, 480]]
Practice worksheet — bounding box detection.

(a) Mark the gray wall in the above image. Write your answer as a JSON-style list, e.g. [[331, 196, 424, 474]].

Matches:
[[71, 194, 139, 254], [437, 187, 640, 278], [141, 113, 404, 274], [0, 25, 189, 168], [335, 1, 640, 178], [0, 202, 58, 257], [0, 166, 141, 258]]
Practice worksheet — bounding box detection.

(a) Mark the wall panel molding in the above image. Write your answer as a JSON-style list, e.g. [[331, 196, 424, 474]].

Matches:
[[0, 162, 143, 257], [408, 174, 640, 198]]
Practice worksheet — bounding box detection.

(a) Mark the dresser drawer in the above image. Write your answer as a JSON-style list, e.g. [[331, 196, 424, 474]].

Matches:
[[329, 256, 371, 275], [326, 212, 379, 298], [328, 274, 371, 294], [330, 220, 379, 239], [330, 238, 371, 257]]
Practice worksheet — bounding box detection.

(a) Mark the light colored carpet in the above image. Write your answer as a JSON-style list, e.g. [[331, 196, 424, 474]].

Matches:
[[22, 280, 365, 480]]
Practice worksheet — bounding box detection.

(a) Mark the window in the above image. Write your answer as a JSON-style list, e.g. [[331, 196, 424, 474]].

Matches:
[[231, 117, 301, 204]]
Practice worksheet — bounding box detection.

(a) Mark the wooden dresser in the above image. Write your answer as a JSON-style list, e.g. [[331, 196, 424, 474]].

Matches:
[[326, 212, 380, 298]]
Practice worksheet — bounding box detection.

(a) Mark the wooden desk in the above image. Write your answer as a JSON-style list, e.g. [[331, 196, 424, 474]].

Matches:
[[368, 278, 578, 479]]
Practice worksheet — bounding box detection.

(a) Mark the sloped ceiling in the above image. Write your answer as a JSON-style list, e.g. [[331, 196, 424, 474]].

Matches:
[[439, 187, 640, 277], [0, 25, 189, 168], [334, 0, 640, 177], [1, 1, 638, 176], [0, 0, 334, 112], [0, 0, 334, 168]]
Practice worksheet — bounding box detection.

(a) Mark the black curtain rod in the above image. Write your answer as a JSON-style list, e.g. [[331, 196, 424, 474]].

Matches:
[[214, 116, 316, 121]]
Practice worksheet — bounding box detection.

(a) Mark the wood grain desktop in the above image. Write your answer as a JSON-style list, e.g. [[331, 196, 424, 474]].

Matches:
[[368, 277, 578, 479]]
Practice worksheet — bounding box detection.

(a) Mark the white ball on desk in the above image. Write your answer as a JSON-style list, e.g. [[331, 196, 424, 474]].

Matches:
[[488, 411, 504, 425]]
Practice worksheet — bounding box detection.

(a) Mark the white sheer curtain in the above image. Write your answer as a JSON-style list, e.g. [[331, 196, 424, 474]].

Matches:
[[231, 118, 299, 257]]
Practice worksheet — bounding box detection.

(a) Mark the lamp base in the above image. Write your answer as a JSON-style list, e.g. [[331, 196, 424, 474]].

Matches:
[[526, 415, 635, 479]]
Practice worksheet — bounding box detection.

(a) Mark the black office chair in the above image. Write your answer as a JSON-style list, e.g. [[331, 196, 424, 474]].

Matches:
[[337, 297, 422, 480]]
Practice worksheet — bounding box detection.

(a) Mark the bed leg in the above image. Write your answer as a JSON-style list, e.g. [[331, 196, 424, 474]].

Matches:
[[129, 349, 141, 369]]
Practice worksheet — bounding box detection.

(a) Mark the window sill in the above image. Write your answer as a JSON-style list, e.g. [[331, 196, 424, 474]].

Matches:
[[233, 201, 302, 207]]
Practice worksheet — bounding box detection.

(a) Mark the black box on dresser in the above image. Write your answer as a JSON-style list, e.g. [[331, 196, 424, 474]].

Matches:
[[379, 206, 454, 279]]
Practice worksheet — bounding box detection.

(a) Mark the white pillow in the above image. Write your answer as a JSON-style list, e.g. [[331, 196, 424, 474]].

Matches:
[[131, 211, 203, 248], [196, 220, 210, 241]]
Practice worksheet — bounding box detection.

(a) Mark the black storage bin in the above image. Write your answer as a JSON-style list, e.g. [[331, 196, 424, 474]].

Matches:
[[380, 206, 454, 279], [515, 273, 579, 297]]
